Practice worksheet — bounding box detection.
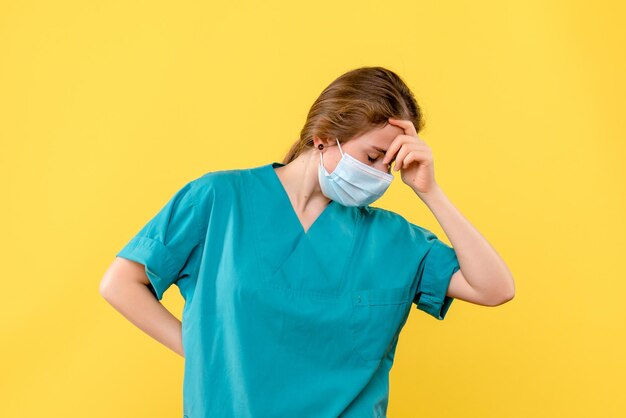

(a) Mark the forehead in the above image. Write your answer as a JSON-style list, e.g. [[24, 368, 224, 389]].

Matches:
[[353, 123, 404, 150]]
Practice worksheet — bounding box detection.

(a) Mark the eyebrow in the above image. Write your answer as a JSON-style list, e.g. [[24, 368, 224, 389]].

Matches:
[[372, 145, 387, 154]]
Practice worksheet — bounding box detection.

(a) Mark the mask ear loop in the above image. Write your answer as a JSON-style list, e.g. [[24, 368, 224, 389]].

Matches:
[[335, 137, 344, 156], [320, 137, 344, 169]]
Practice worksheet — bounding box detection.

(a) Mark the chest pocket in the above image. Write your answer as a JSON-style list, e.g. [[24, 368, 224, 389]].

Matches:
[[349, 285, 413, 363]]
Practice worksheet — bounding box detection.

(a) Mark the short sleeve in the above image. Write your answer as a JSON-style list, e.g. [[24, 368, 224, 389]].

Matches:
[[409, 223, 461, 320], [115, 180, 204, 300]]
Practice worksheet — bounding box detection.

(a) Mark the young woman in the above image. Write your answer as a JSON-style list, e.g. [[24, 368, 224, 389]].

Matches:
[[100, 66, 515, 418]]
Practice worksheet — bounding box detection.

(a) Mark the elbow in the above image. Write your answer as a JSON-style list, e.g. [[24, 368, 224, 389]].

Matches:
[[491, 278, 516, 306], [492, 291, 515, 306], [99, 274, 119, 301], [99, 276, 112, 300], [483, 276, 515, 306]]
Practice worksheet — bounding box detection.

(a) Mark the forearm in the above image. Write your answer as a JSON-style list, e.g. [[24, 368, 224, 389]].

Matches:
[[101, 281, 185, 358], [415, 184, 515, 300]]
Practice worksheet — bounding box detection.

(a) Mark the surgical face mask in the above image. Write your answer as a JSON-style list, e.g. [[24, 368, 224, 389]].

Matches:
[[318, 137, 394, 207]]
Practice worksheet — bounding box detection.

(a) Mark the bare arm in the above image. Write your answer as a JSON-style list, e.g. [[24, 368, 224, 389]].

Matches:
[[99, 257, 185, 358], [382, 117, 515, 306], [418, 184, 516, 305]]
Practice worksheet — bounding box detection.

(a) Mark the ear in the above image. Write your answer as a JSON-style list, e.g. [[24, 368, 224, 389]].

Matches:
[[312, 135, 334, 149]]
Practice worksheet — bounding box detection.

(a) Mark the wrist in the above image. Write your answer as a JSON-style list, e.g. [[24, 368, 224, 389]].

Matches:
[[414, 183, 446, 206]]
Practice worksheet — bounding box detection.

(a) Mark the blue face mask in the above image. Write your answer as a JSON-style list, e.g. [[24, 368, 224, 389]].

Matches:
[[318, 137, 394, 207]]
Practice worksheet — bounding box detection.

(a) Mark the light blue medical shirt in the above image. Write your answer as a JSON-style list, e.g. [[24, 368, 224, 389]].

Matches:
[[115, 162, 461, 418]]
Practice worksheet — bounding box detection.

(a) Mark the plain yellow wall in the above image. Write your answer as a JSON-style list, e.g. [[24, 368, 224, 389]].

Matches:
[[1, 0, 624, 417]]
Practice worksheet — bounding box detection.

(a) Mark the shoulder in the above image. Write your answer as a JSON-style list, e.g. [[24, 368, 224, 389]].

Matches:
[[192, 166, 244, 189], [358, 205, 412, 237], [185, 167, 246, 204], [359, 205, 438, 246], [360, 205, 408, 228]]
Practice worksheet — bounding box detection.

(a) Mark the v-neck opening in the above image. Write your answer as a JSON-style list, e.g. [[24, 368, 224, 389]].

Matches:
[[248, 161, 363, 294], [268, 162, 336, 236]]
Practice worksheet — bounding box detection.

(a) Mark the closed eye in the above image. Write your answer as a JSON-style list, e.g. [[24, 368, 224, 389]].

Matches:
[[368, 155, 391, 174]]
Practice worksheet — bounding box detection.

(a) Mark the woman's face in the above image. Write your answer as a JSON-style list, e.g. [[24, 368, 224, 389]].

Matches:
[[319, 123, 404, 174]]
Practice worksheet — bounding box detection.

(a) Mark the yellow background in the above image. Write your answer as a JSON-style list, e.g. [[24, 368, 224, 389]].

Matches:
[[1, 0, 624, 417]]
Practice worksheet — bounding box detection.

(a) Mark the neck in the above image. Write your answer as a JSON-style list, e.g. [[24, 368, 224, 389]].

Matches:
[[275, 150, 331, 212]]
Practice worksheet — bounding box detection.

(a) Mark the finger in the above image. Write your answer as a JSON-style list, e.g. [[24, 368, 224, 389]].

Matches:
[[392, 152, 402, 171], [402, 150, 431, 170], [382, 135, 409, 166], [388, 118, 418, 137], [393, 144, 412, 171], [392, 143, 425, 171]]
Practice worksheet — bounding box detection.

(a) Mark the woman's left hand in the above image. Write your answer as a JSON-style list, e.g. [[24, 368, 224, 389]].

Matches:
[[382, 117, 439, 195]]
